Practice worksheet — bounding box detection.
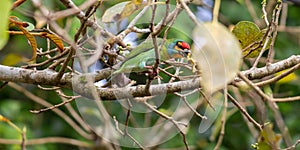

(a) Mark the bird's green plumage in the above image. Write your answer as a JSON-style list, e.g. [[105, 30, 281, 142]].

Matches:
[[112, 38, 190, 75]]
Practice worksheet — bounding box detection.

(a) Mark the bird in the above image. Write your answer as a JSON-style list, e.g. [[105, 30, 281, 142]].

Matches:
[[111, 38, 191, 76]]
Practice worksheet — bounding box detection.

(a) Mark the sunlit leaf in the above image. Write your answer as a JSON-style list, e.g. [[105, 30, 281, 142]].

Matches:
[[192, 22, 242, 94], [158, 108, 173, 116], [18, 25, 37, 61], [253, 123, 281, 150], [132, 0, 148, 4], [0, 0, 11, 50], [9, 16, 37, 61], [102, 0, 150, 23], [232, 21, 270, 58], [24, 22, 35, 31], [1, 54, 23, 66], [275, 70, 297, 84], [41, 32, 64, 52]]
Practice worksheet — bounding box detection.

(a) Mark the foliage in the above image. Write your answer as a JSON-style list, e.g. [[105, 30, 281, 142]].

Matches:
[[0, 0, 300, 150]]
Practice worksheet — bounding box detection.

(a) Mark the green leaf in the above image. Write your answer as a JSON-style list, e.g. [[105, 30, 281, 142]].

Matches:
[[0, 0, 11, 50], [24, 22, 35, 31], [232, 21, 270, 58], [254, 123, 281, 150], [192, 22, 242, 94]]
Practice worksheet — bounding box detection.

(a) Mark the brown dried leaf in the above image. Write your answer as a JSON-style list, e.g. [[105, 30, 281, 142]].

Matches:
[[10, 16, 37, 61], [41, 32, 64, 52]]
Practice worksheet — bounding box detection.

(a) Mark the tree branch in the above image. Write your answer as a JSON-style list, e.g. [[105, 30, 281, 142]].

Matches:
[[1, 55, 300, 100]]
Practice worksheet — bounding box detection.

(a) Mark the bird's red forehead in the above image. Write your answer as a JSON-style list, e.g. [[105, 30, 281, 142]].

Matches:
[[181, 42, 190, 50]]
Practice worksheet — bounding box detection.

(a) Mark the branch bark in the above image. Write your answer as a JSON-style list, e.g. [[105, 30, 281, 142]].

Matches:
[[1, 55, 300, 100]]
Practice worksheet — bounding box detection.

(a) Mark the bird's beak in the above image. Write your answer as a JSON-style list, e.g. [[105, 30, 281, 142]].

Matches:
[[182, 49, 191, 57]]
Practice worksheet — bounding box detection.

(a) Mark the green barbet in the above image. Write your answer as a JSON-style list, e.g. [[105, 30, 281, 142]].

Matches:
[[112, 38, 191, 75]]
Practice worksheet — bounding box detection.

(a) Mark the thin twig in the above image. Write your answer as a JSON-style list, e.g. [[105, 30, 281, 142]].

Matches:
[[37, 85, 60, 91], [175, 91, 207, 119], [30, 95, 80, 114], [212, 0, 221, 24], [55, 47, 74, 83], [198, 89, 215, 111], [8, 82, 93, 140], [238, 72, 300, 102], [23, 48, 70, 69], [227, 93, 262, 131], [262, 0, 269, 26], [113, 116, 145, 150], [284, 140, 300, 150], [180, 0, 201, 26], [0, 137, 92, 147], [21, 128, 26, 150], [255, 62, 300, 87], [214, 87, 228, 150], [143, 101, 189, 150], [0, 82, 8, 90], [267, 2, 282, 65], [267, 100, 292, 147]]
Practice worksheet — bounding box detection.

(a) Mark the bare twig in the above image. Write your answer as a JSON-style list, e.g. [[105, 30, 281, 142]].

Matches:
[[255, 62, 300, 87], [267, 2, 282, 65], [262, 0, 269, 26], [238, 72, 300, 102], [214, 87, 228, 150], [37, 85, 60, 91], [55, 47, 74, 83], [11, 0, 27, 10], [8, 82, 93, 140], [227, 93, 262, 131], [143, 101, 189, 150], [0, 137, 92, 147], [212, 0, 221, 24], [175, 90, 207, 119], [284, 140, 300, 150], [30, 95, 80, 114], [113, 116, 145, 150], [0, 81, 9, 90], [267, 100, 292, 147]]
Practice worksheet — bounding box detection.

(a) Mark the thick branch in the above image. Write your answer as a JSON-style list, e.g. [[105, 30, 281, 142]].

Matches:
[[1, 55, 300, 100], [241, 55, 300, 80]]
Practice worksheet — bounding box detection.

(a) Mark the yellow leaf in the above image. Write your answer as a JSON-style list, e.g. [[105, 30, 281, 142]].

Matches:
[[9, 16, 37, 61], [1, 54, 23, 66], [255, 123, 281, 150], [275, 70, 297, 84], [132, 0, 148, 5], [18, 25, 37, 61], [41, 32, 64, 52], [158, 108, 173, 116]]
